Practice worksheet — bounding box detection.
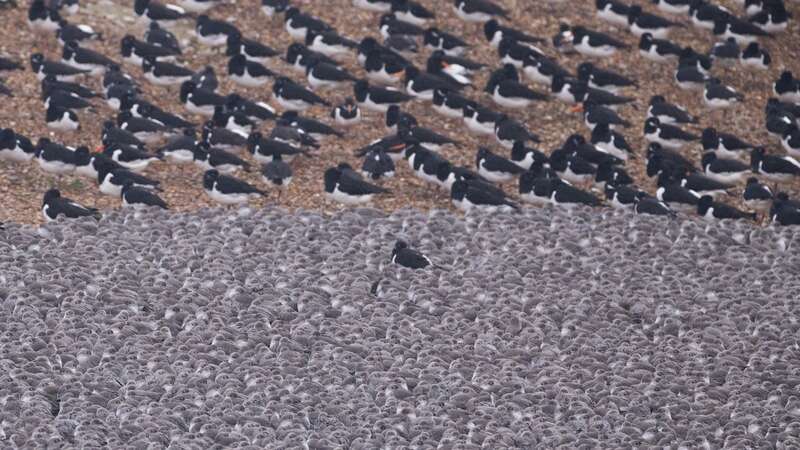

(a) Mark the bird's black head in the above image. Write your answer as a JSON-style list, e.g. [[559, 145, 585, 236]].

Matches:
[[323, 167, 340, 192], [712, 17, 727, 34], [627, 4, 642, 22], [179, 80, 196, 103], [43, 188, 61, 204], [352, 79, 369, 101], [226, 29, 242, 51], [0, 128, 14, 147], [423, 27, 440, 46], [74, 146, 91, 164], [700, 151, 717, 168], [29, 53, 44, 71], [120, 35, 136, 53], [701, 127, 718, 149], [141, 56, 155, 72], [203, 169, 219, 187], [272, 76, 289, 92], [197, 14, 210, 25], [779, 70, 794, 83], [697, 195, 714, 212], [649, 94, 665, 105], [745, 176, 759, 186], [283, 6, 299, 19], [133, 0, 149, 15], [776, 192, 790, 202], [643, 117, 660, 133], [751, 146, 767, 163], [117, 110, 133, 125], [476, 147, 490, 164], [450, 179, 467, 200], [483, 19, 498, 40], [227, 53, 247, 73], [576, 62, 594, 81], [497, 37, 515, 55], [565, 134, 586, 149]]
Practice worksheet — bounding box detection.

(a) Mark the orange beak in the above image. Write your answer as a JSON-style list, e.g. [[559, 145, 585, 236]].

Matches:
[[570, 104, 584, 113], [95, 145, 104, 153]]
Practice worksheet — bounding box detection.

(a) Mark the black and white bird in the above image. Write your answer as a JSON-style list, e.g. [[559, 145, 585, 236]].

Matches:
[[595, 161, 633, 189], [405, 144, 449, 186], [391, 240, 440, 269], [399, 123, 459, 152], [45, 105, 79, 132], [674, 64, 709, 90], [103, 141, 161, 172], [750, 146, 800, 181], [498, 37, 543, 69], [329, 98, 360, 127], [698, 195, 756, 220], [451, 179, 518, 212], [595, 0, 632, 27], [424, 28, 467, 56], [227, 54, 274, 87], [749, 2, 790, 34], [655, 177, 700, 211], [28, 0, 61, 33], [652, 0, 690, 15], [576, 62, 636, 93], [133, 0, 187, 26], [30, 53, 88, 82], [117, 110, 171, 144], [306, 58, 356, 90], [142, 57, 193, 85], [281, 111, 343, 139], [701, 127, 755, 159], [634, 193, 677, 217], [35, 138, 77, 175], [484, 19, 543, 48], [102, 120, 145, 148], [385, 104, 417, 132], [432, 88, 469, 118], [547, 177, 604, 208], [494, 115, 540, 149], [121, 181, 168, 208], [782, 125, 800, 158], [391, 0, 434, 26], [710, 38, 740, 64], [604, 182, 643, 209], [704, 79, 744, 109], [689, 0, 728, 30], [475, 147, 525, 183], [74, 149, 118, 180], [306, 29, 358, 58], [247, 132, 307, 163], [485, 64, 547, 109], [120, 35, 178, 67], [740, 42, 770, 69], [203, 169, 264, 205], [679, 46, 713, 74], [180, 80, 225, 116], [324, 165, 390, 204], [404, 65, 462, 100], [96, 159, 160, 196], [226, 93, 277, 123], [701, 152, 751, 184], [195, 14, 238, 46], [452, 0, 508, 22], [643, 117, 699, 150], [192, 142, 250, 173], [627, 5, 683, 38], [145, 21, 181, 53], [157, 129, 197, 164], [742, 176, 773, 211], [647, 95, 697, 124], [548, 148, 597, 185], [272, 76, 330, 111], [284, 7, 333, 42], [462, 101, 502, 136], [579, 100, 631, 130], [262, 0, 290, 17], [226, 31, 278, 64], [774, 71, 800, 104], [57, 20, 102, 46], [352, 0, 391, 12], [42, 188, 100, 222], [202, 121, 247, 151], [176, 0, 221, 13], [591, 124, 634, 160], [521, 55, 570, 87], [0, 129, 34, 162], [638, 32, 682, 62], [771, 195, 800, 225], [261, 157, 293, 193], [361, 148, 395, 179], [354, 79, 413, 112], [510, 141, 547, 170], [712, 15, 770, 44], [567, 25, 629, 57]]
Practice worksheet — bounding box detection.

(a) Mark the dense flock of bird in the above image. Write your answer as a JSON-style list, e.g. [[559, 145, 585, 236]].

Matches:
[[1, 0, 800, 229]]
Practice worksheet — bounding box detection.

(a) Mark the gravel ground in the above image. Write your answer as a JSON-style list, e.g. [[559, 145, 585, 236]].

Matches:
[[1, 206, 800, 448], [1, 0, 800, 224]]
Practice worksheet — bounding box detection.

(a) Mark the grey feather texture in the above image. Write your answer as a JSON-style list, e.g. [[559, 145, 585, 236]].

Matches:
[[0, 207, 799, 448]]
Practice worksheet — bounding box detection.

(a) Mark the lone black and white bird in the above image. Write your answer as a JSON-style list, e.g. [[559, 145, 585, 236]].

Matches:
[[710, 38, 740, 64], [121, 181, 168, 208], [385, 104, 417, 132], [42, 188, 100, 222], [96, 159, 160, 196], [227, 93, 277, 123], [145, 21, 181, 53], [361, 147, 395, 179], [157, 129, 196, 164], [595, 0, 631, 27], [432, 88, 469, 118], [391, 0, 434, 26], [192, 141, 250, 173], [712, 15, 770, 44], [180, 80, 225, 116], [284, 7, 333, 42], [475, 147, 525, 183], [591, 124, 634, 161], [634, 192, 677, 217], [45, 105, 79, 132], [280, 111, 343, 139], [404, 65, 462, 100], [103, 140, 161, 172], [324, 165, 390, 204], [652, 0, 690, 15], [262, 0, 290, 17], [567, 25, 629, 57], [306, 58, 356, 90], [494, 114, 540, 149], [306, 29, 358, 58], [195, 14, 238, 46], [484, 19, 543, 49], [247, 132, 307, 163], [655, 178, 701, 212], [203, 169, 265, 205], [578, 100, 631, 130], [392, 240, 443, 269], [576, 62, 636, 93], [30, 53, 88, 81], [740, 42, 770, 69], [57, 20, 102, 45], [627, 4, 684, 38], [28, 0, 61, 33], [120, 35, 178, 67], [226, 31, 278, 64], [774, 71, 800, 104], [698, 195, 756, 220], [202, 121, 247, 151]]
